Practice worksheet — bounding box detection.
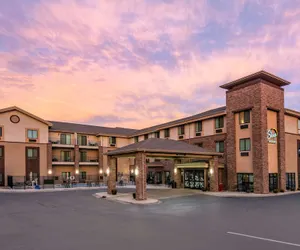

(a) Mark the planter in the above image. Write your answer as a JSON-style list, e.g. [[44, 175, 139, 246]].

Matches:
[[132, 193, 136, 199], [111, 189, 117, 195]]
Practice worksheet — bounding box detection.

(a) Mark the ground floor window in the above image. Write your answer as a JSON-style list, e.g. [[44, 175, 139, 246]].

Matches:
[[237, 173, 254, 192], [164, 171, 171, 184], [269, 173, 278, 192], [62, 172, 71, 180], [184, 169, 205, 190], [286, 173, 296, 190], [80, 171, 87, 180]]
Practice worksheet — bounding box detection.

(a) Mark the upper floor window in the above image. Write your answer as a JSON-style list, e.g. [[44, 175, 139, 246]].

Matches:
[[0, 127, 2, 137], [134, 136, 139, 143], [154, 131, 160, 138], [109, 136, 116, 145], [80, 151, 87, 161], [60, 134, 71, 145], [27, 129, 38, 139], [27, 148, 38, 158], [215, 116, 224, 129], [195, 121, 202, 132], [239, 110, 250, 124], [298, 119, 300, 132], [240, 138, 251, 151], [164, 129, 170, 138], [0, 147, 3, 157], [144, 134, 148, 140], [77, 135, 87, 146], [178, 125, 185, 135], [216, 141, 224, 153], [196, 143, 203, 148]]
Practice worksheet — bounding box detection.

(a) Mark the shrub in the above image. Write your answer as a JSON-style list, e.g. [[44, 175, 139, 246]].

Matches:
[[280, 189, 285, 193], [273, 189, 278, 193], [132, 193, 136, 199], [111, 189, 117, 195]]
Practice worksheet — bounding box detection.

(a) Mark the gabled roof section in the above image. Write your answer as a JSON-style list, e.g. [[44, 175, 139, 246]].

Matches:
[[0, 106, 52, 126], [106, 138, 222, 156], [130, 106, 226, 137], [220, 70, 291, 90], [49, 121, 137, 137]]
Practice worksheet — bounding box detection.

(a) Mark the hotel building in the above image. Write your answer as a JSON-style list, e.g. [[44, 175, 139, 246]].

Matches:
[[1, 71, 300, 193]]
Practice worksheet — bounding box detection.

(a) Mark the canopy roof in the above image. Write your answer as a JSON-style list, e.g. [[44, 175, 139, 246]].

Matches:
[[106, 138, 222, 158]]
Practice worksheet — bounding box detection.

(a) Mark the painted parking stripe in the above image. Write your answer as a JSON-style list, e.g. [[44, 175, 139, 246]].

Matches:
[[227, 232, 300, 247]]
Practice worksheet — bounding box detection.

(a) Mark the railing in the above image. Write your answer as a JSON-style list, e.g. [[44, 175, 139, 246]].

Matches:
[[7, 175, 108, 189], [52, 156, 75, 162], [49, 138, 76, 145], [79, 157, 99, 162], [78, 141, 99, 147]]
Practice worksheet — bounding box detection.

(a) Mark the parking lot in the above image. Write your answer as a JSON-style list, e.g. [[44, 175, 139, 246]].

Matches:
[[1, 189, 300, 250]]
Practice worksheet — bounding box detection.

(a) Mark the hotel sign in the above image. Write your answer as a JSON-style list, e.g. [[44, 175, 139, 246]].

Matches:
[[267, 128, 278, 144]]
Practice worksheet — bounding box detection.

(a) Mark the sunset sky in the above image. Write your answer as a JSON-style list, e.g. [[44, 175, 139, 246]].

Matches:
[[1, 0, 300, 129]]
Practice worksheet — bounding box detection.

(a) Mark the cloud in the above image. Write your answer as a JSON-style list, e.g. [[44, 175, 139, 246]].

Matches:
[[0, 0, 300, 128]]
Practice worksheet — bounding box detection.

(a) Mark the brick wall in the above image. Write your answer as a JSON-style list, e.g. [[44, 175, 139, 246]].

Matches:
[[226, 80, 286, 193]]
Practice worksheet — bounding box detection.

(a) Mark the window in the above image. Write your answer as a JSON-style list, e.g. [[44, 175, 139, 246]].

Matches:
[[144, 134, 148, 140], [154, 131, 160, 138], [62, 172, 71, 179], [215, 116, 224, 129], [216, 141, 224, 153], [61, 151, 71, 162], [134, 136, 139, 143], [80, 151, 87, 162], [80, 171, 87, 180], [109, 136, 116, 145], [178, 125, 185, 135], [286, 173, 296, 190], [196, 143, 203, 147], [164, 129, 170, 138], [60, 134, 71, 145], [0, 147, 3, 157], [240, 138, 251, 151], [78, 135, 87, 146], [237, 173, 254, 192], [27, 148, 38, 158], [298, 119, 300, 133], [239, 110, 250, 124], [195, 121, 202, 132], [269, 173, 278, 192], [27, 129, 38, 139], [0, 127, 2, 137]]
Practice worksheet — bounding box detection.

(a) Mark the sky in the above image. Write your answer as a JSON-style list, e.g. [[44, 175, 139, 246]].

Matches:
[[0, 0, 300, 129]]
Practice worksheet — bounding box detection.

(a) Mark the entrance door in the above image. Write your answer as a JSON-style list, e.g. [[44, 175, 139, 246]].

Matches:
[[26, 147, 40, 182], [184, 169, 205, 189], [0, 146, 4, 186]]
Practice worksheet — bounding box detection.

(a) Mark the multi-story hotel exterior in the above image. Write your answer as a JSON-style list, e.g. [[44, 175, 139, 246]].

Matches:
[[1, 71, 300, 193]]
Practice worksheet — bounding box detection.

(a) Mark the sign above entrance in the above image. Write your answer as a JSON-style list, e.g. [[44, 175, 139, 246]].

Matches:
[[267, 128, 278, 144]]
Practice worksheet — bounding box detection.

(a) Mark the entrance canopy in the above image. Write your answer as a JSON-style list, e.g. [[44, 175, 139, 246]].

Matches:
[[106, 138, 223, 159]]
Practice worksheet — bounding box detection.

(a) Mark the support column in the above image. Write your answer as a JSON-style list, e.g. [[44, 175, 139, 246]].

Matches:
[[107, 156, 117, 194], [135, 152, 147, 200], [173, 159, 181, 188], [209, 156, 219, 192], [47, 143, 52, 175], [74, 145, 80, 176]]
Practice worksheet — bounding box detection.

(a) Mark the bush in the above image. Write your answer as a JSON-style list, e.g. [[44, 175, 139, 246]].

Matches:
[[273, 189, 278, 193], [280, 189, 285, 193], [111, 189, 117, 195], [291, 188, 296, 192], [132, 193, 136, 199]]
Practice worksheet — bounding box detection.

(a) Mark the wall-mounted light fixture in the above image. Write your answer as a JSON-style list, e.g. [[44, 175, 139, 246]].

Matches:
[[75, 169, 79, 175], [209, 168, 214, 175], [131, 169, 134, 174], [135, 167, 139, 176], [99, 169, 103, 174], [174, 168, 178, 174], [106, 168, 110, 176], [48, 169, 52, 175]]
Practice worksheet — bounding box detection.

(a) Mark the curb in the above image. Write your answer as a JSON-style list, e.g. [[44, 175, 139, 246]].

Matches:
[[201, 191, 300, 198]]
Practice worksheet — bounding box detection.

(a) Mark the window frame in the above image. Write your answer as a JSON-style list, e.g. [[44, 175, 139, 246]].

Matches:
[[27, 129, 38, 139], [27, 148, 38, 159], [298, 119, 300, 132], [215, 116, 224, 129], [240, 138, 251, 152], [0, 126, 3, 137], [78, 135, 87, 146], [109, 136, 117, 145], [0, 147, 3, 158], [239, 110, 251, 124], [144, 134, 149, 140], [60, 133, 72, 145], [195, 121, 202, 132], [154, 131, 160, 138], [164, 129, 170, 138], [216, 141, 225, 153], [61, 150, 71, 161], [134, 136, 139, 143], [178, 125, 185, 135]]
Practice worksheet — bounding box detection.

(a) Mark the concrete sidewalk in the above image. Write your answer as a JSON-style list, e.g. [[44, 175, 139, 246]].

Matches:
[[202, 190, 300, 197]]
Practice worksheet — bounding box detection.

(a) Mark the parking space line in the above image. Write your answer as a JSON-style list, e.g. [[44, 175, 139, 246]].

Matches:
[[227, 232, 300, 247]]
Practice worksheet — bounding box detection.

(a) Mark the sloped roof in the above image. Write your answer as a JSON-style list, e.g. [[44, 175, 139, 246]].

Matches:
[[49, 121, 137, 137], [106, 138, 222, 156], [0, 106, 52, 126], [220, 70, 290, 90], [129, 106, 226, 137]]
